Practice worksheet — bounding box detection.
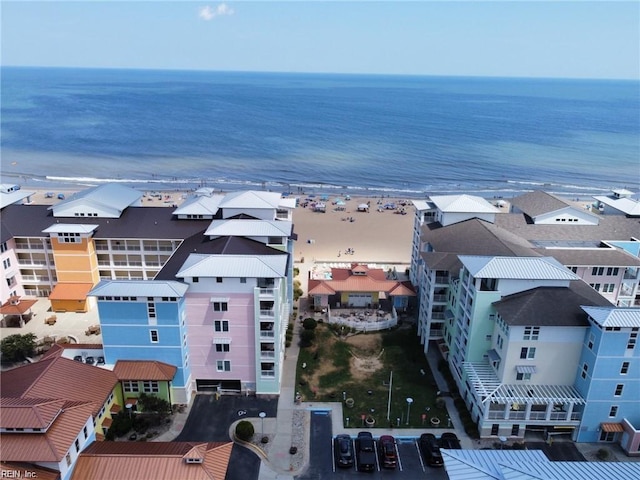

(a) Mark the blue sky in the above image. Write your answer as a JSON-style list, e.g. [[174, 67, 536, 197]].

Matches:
[[1, 1, 638, 79]]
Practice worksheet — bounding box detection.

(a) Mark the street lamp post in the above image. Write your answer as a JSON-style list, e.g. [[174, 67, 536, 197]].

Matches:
[[405, 398, 413, 425], [259, 412, 266, 438]]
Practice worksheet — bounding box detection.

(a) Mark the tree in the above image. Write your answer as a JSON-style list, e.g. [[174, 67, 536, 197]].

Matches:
[[302, 318, 317, 330], [1, 333, 37, 362], [137, 393, 171, 416], [299, 329, 315, 347]]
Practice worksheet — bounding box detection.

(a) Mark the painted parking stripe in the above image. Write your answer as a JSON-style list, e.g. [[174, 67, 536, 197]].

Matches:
[[415, 439, 426, 472], [395, 440, 403, 472]]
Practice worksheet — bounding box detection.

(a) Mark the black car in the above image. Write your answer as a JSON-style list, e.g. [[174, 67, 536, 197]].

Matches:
[[356, 431, 376, 472], [439, 432, 462, 449], [419, 433, 443, 467], [334, 434, 354, 468], [378, 435, 397, 469]]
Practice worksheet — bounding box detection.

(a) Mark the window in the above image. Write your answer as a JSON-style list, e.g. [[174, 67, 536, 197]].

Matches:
[[215, 343, 230, 352], [609, 406, 618, 417], [614, 384, 624, 396], [621, 362, 630, 375], [590, 283, 601, 291], [520, 347, 536, 359], [147, 301, 156, 319], [588, 332, 595, 350], [0, 242, 6, 253], [193, 277, 199, 283], [216, 360, 231, 372], [592, 267, 604, 276], [606, 267, 619, 276], [83, 426, 88, 439], [59, 232, 81, 243], [123, 380, 140, 393], [216, 277, 223, 283], [627, 332, 637, 350], [523, 326, 540, 341], [240, 277, 247, 283], [581, 363, 589, 379], [214, 320, 229, 332], [143, 381, 159, 393], [516, 372, 531, 381], [568, 266, 578, 273], [511, 424, 520, 436], [75, 438, 80, 452], [213, 302, 228, 312], [602, 283, 615, 293], [600, 431, 616, 442], [497, 335, 504, 349], [2, 258, 10, 269], [66, 453, 72, 466], [150, 330, 159, 343]]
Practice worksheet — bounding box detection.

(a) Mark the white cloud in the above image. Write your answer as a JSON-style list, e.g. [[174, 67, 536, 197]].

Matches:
[[199, 4, 234, 21]]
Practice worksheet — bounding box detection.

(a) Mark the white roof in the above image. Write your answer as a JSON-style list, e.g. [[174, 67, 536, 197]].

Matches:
[[219, 190, 283, 209], [205, 219, 292, 237], [279, 197, 297, 209], [89, 280, 189, 297], [411, 199, 433, 211], [0, 188, 34, 209], [593, 195, 640, 216], [49, 184, 141, 215], [459, 255, 578, 280], [500, 460, 640, 480], [612, 188, 635, 196], [172, 194, 225, 216], [443, 450, 640, 480], [441, 449, 548, 480], [582, 306, 640, 328], [42, 224, 99, 234], [177, 254, 288, 278], [430, 194, 500, 214]]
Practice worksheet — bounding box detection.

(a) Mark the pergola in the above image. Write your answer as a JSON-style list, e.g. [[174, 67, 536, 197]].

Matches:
[[0, 296, 37, 327]]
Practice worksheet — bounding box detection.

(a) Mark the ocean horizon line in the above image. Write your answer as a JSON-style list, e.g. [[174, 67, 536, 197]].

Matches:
[[1, 65, 638, 83]]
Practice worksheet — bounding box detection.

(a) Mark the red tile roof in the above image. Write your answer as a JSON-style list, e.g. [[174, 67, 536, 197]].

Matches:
[[0, 356, 118, 417], [48, 283, 94, 301], [308, 265, 414, 296], [0, 398, 66, 429], [0, 402, 93, 463], [0, 462, 60, 480], [71, 442, 233, 480], [113, 360, 177, 381]]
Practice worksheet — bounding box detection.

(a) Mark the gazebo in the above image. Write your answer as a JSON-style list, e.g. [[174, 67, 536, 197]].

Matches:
[[0, 295, 37, 327]]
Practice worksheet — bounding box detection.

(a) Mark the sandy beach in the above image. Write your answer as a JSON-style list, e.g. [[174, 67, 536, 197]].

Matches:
[[20, 188, 415, 268]]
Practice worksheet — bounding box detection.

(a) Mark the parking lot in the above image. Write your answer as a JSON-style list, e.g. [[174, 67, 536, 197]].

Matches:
[[298, 411, 449, 479]]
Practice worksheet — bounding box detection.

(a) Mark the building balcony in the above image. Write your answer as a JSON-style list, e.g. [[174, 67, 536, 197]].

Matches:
[[435, 276, 449, 285], [260, 370, 275, 377], [260, 309, 275, 317], [260, 350, 276, 359], [432, 294, 448, 303], [431, 311, 445, 320], [260, 330, 275, 338], [258, 288, 275, 297]]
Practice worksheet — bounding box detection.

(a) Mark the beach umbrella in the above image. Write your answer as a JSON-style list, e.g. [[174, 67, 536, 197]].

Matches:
[[335, 200, 346, 206]]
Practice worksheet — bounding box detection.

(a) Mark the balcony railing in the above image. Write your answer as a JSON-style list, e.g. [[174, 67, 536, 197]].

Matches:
[[487, 410, 582, 422], [261, 370, 275, 377], [435, 276, 449, 284], [260, 330, 275, 338], [259, 288, 275, 296], [260, 309, 275, 317], [260, 351, 276, 358]]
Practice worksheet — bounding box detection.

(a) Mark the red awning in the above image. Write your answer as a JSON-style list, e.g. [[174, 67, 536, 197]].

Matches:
[[601, 422, 624, 433]]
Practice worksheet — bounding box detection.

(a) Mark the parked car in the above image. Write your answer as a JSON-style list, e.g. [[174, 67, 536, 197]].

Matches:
[[356, 431, 376, 472], [419, 433, 443, 467], [439, 432, 462, 449], [378, 435, 397, 469], [334, 434, 354, 468]]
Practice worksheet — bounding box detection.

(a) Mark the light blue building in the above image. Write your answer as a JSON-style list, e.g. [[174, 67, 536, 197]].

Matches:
[[90, 280, 191, 404], [575, 306, 640, 455]]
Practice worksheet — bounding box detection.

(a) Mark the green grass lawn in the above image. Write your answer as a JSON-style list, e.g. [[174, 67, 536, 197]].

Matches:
[[294, 323, 450, 429]]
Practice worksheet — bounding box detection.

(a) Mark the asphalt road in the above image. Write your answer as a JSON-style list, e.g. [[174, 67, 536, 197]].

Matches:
[[526, 441, 586, 461], [173, 394, 278, 480]]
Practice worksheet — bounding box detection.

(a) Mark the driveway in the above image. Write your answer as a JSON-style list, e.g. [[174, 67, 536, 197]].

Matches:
[[174, 395, 279, 480], [526, 441, 586, 461]]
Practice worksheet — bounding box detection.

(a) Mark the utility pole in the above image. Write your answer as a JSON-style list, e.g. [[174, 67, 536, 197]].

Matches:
[[386, 371, 393, 421]]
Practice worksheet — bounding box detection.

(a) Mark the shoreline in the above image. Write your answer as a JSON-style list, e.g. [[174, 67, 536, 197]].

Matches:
[[1, 170, 622, 203]]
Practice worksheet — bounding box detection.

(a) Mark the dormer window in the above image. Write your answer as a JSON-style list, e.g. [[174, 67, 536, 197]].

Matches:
[[59, 232, 81, 243]]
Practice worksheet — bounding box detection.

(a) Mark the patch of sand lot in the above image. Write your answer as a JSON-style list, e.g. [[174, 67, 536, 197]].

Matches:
[[303, 332, 385, 395]]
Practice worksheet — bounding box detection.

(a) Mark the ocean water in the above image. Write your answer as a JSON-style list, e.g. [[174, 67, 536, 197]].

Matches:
[[1, 67, 638, 198]]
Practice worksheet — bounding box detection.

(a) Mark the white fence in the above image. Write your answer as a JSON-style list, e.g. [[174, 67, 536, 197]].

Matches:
[[326, 307, 398, 332]]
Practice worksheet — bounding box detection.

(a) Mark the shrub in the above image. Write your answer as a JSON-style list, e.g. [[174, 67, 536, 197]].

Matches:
[[1, 333, 37, 362], [596, 448, 610, 461], [299, 329, 315, 347], [302, 318, 317, 330], [137, 393, 171, 416], [293, 267, 300, 277], [236, 420, 254, 441], [109, 414, 134, 438]]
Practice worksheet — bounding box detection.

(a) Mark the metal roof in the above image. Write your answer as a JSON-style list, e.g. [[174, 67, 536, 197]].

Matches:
[[176, 254, 288, 278], [582, 306, 640, 328], [593, 195, 640, 216], [48, 184, 141, 216], [219, 190, 283, 209], [430, 194, 500, 213], [0, 189, 34, 209], [459, 255, 578, 280], [42, 223, 99, 234], [441, 449, 548, 480], [500, 460, 640, 480], [89, 280, 189, 298], [172, 194, 225, 216], [205, 219, 292, 237], [411, 199, 433, 211]]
